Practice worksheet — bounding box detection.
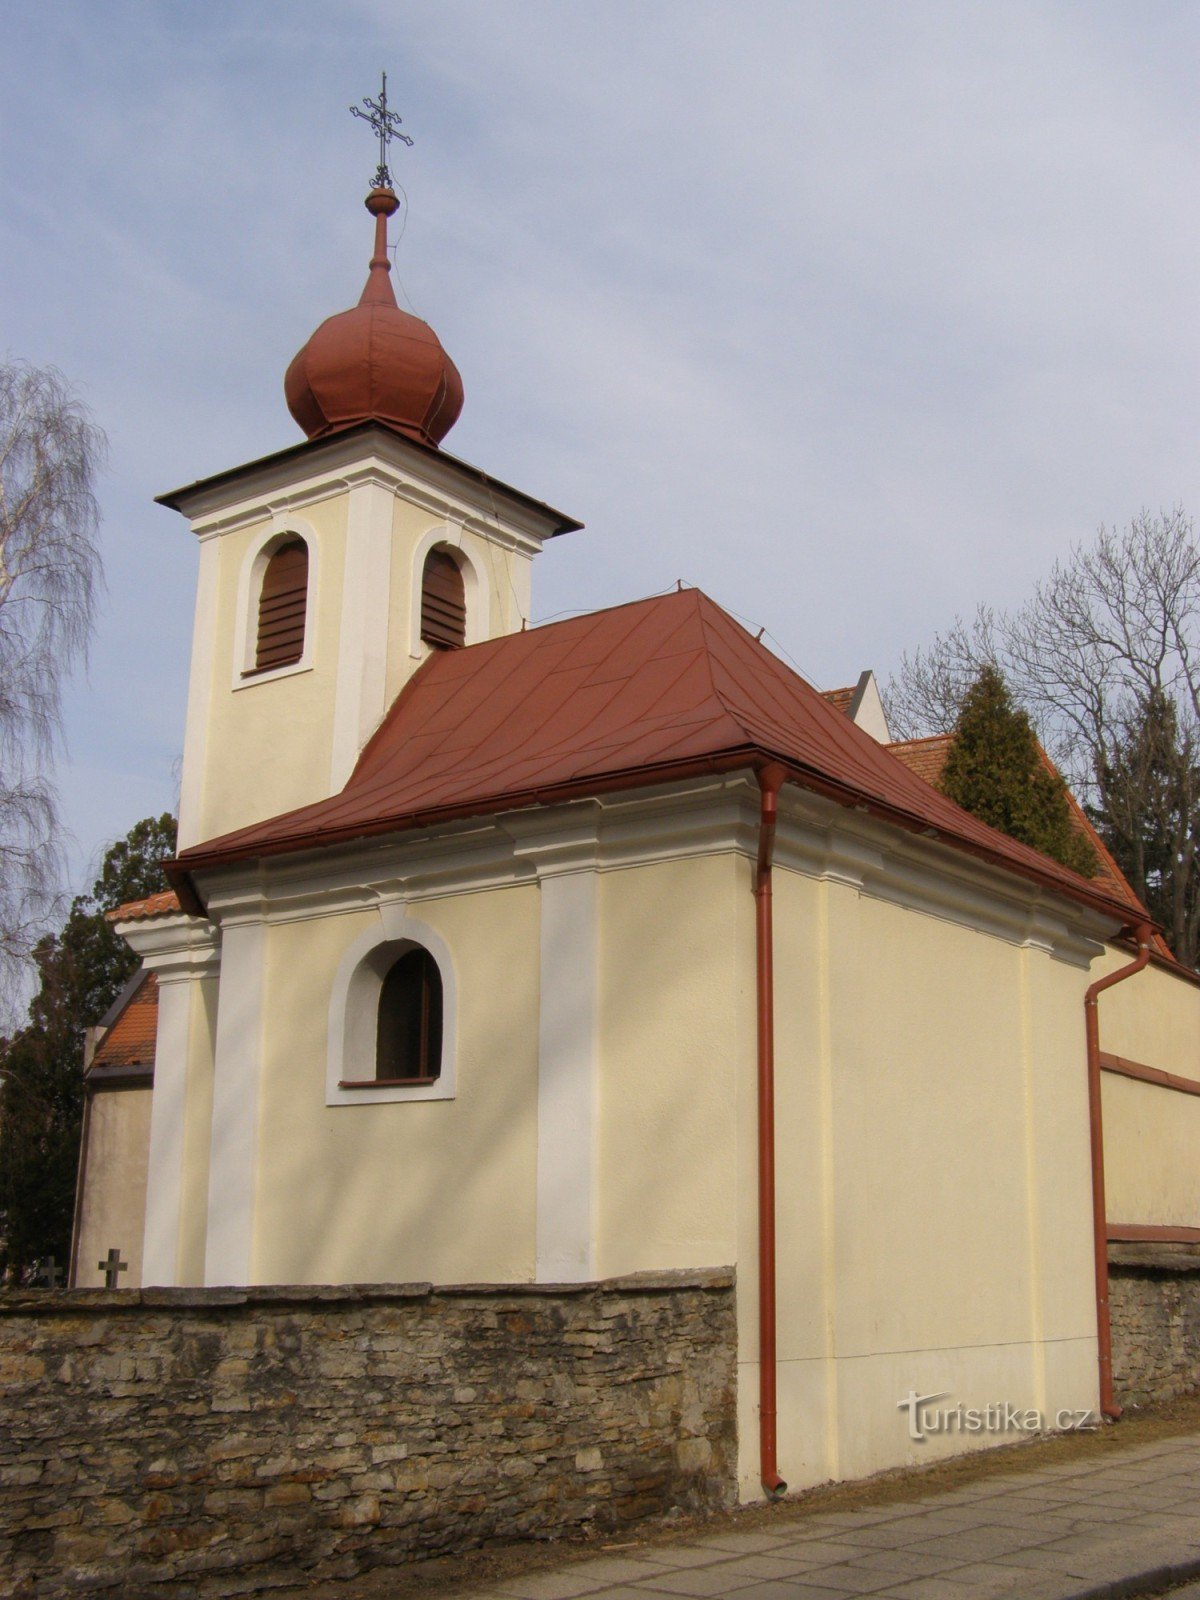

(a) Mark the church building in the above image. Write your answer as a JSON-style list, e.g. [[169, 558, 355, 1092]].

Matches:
[[73, 165, 1200, 1504]]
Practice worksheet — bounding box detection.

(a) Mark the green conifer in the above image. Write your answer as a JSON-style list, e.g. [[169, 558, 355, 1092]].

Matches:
[[939, 667, 1097, 877]]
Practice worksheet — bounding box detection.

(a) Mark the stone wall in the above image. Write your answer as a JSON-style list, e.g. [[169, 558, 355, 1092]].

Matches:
[[0, 1269, 736, 1598], [1110, 1244, 1200, 1407]]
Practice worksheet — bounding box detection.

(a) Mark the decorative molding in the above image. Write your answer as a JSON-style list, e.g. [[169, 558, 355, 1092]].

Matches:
[[526, 835, 600, 1283], [205, 919, 266, 1286], [193, 770, 1114, 969], [141, 976, 195, 1287], [177, 538, 220, 850], [325, 907, 457, 1107], [182, 444, 555, 558], [1100, 1052, 1200, 1099], [114, 913, 220, 983], [329, 481, 394, 789]]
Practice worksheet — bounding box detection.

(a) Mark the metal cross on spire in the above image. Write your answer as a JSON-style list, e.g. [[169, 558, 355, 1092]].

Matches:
[[350, 71, 413, 191]]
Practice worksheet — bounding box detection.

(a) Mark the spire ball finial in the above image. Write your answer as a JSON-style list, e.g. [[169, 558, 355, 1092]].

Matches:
[[349, 71, 413, 191]]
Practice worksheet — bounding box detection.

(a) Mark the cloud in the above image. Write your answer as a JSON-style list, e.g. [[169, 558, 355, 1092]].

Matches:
[[2, 0, 1197, 892]]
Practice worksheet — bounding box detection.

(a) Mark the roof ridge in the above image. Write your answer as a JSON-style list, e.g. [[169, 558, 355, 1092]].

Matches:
[[888, 731, 954, 749]]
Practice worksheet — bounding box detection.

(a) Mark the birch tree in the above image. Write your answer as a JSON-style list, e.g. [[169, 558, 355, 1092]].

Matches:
[[0, 360, 106, 1017]]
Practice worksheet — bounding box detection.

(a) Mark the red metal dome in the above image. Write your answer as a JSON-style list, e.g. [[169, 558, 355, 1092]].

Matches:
[[285, 188, 464, 448]]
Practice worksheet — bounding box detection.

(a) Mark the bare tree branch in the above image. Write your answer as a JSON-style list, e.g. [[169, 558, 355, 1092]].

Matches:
[[886, 509, 1200, 966], [0, 360, 106, 1021]]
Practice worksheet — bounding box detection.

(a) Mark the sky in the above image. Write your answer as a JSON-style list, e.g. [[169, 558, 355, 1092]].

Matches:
[[2, 1, 1198, 898]]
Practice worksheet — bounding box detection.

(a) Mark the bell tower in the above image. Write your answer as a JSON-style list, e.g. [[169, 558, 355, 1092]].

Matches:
[[159, 83, 580, 852]]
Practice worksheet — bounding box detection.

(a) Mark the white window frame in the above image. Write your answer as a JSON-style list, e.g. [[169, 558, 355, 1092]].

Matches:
[[232, 515, 320, 689], [326, 908, 458, 1106]]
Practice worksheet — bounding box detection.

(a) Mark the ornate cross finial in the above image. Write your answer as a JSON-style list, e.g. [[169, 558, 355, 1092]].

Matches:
[[350, 71, 413, 191]]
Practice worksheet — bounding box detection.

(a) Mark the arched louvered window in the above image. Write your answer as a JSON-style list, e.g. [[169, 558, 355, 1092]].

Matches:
[[253, 538, 309, 672], [420, 548, 466, 650], [375, 947, 443, 1084]]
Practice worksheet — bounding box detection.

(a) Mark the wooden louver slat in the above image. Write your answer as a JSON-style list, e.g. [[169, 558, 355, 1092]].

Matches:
[[420, 549, 466, 649], [253, 540, 309, 672]]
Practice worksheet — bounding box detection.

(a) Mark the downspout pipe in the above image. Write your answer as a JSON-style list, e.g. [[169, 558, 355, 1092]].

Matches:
[[1084, 924, 1151, 1421], [755, 763, 788, 1497]]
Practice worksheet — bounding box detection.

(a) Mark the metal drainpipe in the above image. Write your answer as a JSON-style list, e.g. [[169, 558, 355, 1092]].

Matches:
[[1084, 924, 1151, 1421], [755, 763, 788, 1497]]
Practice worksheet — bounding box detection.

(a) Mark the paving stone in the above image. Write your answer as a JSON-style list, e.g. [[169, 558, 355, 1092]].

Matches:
[[899, 1527, 1043, 1563], [691, 1584, 850, 1600], [797, 1564, 900, 1594], [571, 1558, 670, 1584], [866, 1580, 981, 1599], [632, 1548, 735, 1569], [625, 1565, 753, 1597], [693, 1533, 804, 1555], [766, 1540, 874, 1565], [842, 1549, 961, 1579], [493, 1574, 612, 1600], [753, 1554, 864, 1579]]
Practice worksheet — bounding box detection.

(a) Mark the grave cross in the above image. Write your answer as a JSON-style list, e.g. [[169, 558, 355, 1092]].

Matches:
[[34, 1257, 63, 1288], [99, 1248, 127, 1289]]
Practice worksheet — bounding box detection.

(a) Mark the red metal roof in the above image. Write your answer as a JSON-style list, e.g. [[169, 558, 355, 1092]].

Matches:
[[170, 588, 1147, 925]]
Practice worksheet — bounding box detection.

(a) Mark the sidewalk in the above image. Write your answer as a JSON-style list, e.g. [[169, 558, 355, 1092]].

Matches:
[[432, 1434, 1200, 1600], [274, 1410, 1200, 1600]]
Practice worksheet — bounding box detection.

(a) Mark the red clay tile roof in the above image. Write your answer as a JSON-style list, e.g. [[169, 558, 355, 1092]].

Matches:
[[108, 889, 182, 924], [888, 733, 954, 788], [90, 971, 157, 1073], [822, 686, 857, 715], [170, 589, 1147, 926], [888, 733, 1170, 956]]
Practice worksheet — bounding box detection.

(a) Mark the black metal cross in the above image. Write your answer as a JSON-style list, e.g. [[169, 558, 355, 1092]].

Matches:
[[99, 1248, 127, 1289], [350, 71, 413, 190]]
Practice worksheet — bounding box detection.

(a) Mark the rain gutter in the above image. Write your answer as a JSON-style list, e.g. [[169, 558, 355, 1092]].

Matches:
[[1084, 924, 1151, 1420], [755, 763, 788, 1497]]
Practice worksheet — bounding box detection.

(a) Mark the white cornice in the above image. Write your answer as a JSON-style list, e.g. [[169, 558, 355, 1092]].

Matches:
[[115, 913, 221, 982], [189, 771, 1116, 968], [171, 433, 564, 554]]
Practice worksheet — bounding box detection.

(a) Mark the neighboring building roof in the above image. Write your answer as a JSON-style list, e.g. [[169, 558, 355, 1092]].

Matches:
[[87, 970, 157, 1079], [822, 686, 857, 715], [887, 732, 955, 788], [888, 733, 1174, 961], [170, 588, 1146, 928], [108, 889, 183, 924]]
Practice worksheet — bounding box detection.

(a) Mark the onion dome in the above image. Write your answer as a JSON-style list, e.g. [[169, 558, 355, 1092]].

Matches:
[[285, 188, 464, 447]]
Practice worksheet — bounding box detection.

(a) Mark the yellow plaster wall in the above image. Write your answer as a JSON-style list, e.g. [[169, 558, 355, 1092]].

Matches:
[[195, 498, 348, 842], [735, 864, 1099, 1497], [1092, 952, 1200, 1230], [251, 885, 541, 1285], [74, 1088, 153, 1288], [382, 500, 529, 709], [1103, 1073, 1200, 1228], [1097, 953, 1200, 1080], [595, 855, 745, 1278]]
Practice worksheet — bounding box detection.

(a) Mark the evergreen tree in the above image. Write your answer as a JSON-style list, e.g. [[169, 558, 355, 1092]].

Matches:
[[1092, 691, 1199, 966], [0, 814, 176, 1282], [939, 667, 1097, 878]]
